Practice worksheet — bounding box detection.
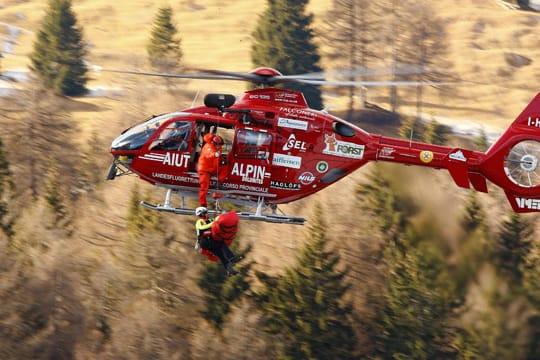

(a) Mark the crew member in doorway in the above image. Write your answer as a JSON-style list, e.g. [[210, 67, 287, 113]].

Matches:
[[197, 134, 225, 207]]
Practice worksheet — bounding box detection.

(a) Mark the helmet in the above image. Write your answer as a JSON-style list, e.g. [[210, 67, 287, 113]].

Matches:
[[195, 207, 208, 217], [212, 136, 224, 146]]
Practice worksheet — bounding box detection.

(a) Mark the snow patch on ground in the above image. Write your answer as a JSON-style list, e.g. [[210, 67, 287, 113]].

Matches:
[[1, 21, 32, 54], [0, 83, 17, 96], [1, 68, 29, 82], [411, 111, 502, 145], [86, 86, 124, 97]]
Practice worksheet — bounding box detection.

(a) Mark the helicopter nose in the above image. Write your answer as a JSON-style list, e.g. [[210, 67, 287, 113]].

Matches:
[[109, 131, 140, 180], [107, 152, 136, 181]]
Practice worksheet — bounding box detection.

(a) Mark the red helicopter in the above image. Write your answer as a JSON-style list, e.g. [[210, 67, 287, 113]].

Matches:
[[107, 67, 540, 224]]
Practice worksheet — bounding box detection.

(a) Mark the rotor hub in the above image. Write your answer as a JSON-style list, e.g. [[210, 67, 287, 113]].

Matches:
[[520, 154, 538, 172], [249, 67, 283, 77]]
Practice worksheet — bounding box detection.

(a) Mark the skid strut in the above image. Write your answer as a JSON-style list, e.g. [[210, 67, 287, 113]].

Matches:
[[140, 192, 305, 225]]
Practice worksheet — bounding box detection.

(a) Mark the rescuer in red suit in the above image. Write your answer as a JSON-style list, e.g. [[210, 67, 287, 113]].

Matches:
[[197, 134, 225, 207]]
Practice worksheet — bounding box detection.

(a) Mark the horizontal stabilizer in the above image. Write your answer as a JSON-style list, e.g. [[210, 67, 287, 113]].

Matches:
[[444, 148, 475, 189], [446, 160, 470, 189], [469, 173, 488, 193]]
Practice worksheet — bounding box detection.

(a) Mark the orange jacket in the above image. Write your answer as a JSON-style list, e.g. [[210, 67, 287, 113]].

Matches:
[[198, 135, 220, 174]]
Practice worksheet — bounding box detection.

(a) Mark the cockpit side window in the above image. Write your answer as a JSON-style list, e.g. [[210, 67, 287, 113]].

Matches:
[[111, 113, 180, 151], [235, 129, 272, 160], [150, 121, 192, 151]]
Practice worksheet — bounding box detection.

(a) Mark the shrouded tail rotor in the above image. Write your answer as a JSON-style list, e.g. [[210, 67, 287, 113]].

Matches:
[[504, 140, 540, 188]]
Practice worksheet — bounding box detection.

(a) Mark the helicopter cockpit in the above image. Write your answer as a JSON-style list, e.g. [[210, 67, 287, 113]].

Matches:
[[111, 112, 189, 151]]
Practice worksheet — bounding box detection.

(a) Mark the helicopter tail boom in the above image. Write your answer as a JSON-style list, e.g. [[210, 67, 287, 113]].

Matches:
[[441, 92, 540, 212], [373, 136, 486, 190], [373, 93, 540, 212]]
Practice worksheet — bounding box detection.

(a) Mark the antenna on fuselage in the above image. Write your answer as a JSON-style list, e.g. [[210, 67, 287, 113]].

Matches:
[[191, 90, 200, 108]]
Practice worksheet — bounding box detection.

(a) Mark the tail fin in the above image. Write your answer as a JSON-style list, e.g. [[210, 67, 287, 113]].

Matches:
[[480, 92, 540, 212], [486, 92, 540, 156]]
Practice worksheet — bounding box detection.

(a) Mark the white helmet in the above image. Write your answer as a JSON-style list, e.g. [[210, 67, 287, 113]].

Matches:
[[195, 207, 208, 217]]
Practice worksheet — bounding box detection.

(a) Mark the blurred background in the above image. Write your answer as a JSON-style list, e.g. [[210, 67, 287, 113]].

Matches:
[[1, 0, 539, 359]]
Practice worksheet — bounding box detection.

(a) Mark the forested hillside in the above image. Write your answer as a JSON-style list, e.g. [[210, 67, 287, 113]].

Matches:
[[1, 0, 540, 359]]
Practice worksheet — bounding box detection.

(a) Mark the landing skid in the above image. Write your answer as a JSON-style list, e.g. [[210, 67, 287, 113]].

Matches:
[[140, 189, 305, 225]]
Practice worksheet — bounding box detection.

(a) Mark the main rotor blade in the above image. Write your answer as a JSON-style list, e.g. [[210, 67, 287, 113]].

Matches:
[[101, 67, 452, 87], [298, 79, 454, 87], [102, 68, 286, 85], [284, 64, 444, 80], [102, 69, 248, 81]]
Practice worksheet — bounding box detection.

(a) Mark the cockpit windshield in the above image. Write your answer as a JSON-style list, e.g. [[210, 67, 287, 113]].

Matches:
[[111, 113, 187, 151]]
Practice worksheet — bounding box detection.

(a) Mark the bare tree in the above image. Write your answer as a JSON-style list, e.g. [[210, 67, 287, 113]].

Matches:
[[384, 0, 450, 117], [1, 84, 79, 202], [322, 0, 382, 118], [400, 2, 450, 120], [0, 256, 86, 360]]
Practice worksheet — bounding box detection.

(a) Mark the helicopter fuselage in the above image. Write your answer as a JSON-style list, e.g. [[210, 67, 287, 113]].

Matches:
[[110, 85, 540, 216], [110, 87, 378, 206]]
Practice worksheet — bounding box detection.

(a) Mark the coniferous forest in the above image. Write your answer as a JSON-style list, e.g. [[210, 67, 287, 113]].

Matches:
[[1, 0, 540, 359]]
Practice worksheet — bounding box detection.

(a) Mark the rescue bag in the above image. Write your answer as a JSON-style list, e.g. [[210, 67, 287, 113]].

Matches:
[[211, 211, 239, 245], [200, 249, 219, 262]]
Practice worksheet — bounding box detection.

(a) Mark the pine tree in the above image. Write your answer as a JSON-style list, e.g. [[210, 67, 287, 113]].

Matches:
[[197, 241, 252, 331], [398, 115, 426, 142], [425, 119, 451, 145], [522, 234, 540, 359], [453, 191, 489, 299], [460, 191, 486, 233], [356, 165, 411, 246], [474, 128, 489, 152], [30, 0, 88, 96], [81, 130, 104, 191], [6, 88, 79, 201], [357, 166, 457, 358], [371, 241, 456, 359], [126, 184, 161, 238], [44, 160, 66, 226], [251, 0, 323, 109], [456, 303, 523, 360], [523, 228, 540, 307], [456, 211, 537, 358], [257, 204, 357, 359], [147, 6, 183, 72], [494, 212, 533, 284], [0, 137, 12, 236], [517, 0, 530, 9]]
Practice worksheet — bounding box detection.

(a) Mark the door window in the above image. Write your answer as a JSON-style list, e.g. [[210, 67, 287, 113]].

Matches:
[[235, 129, 272, 160]]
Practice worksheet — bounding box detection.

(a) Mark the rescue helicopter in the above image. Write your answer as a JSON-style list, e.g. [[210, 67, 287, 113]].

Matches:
[[107, 66, 540, 225]]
